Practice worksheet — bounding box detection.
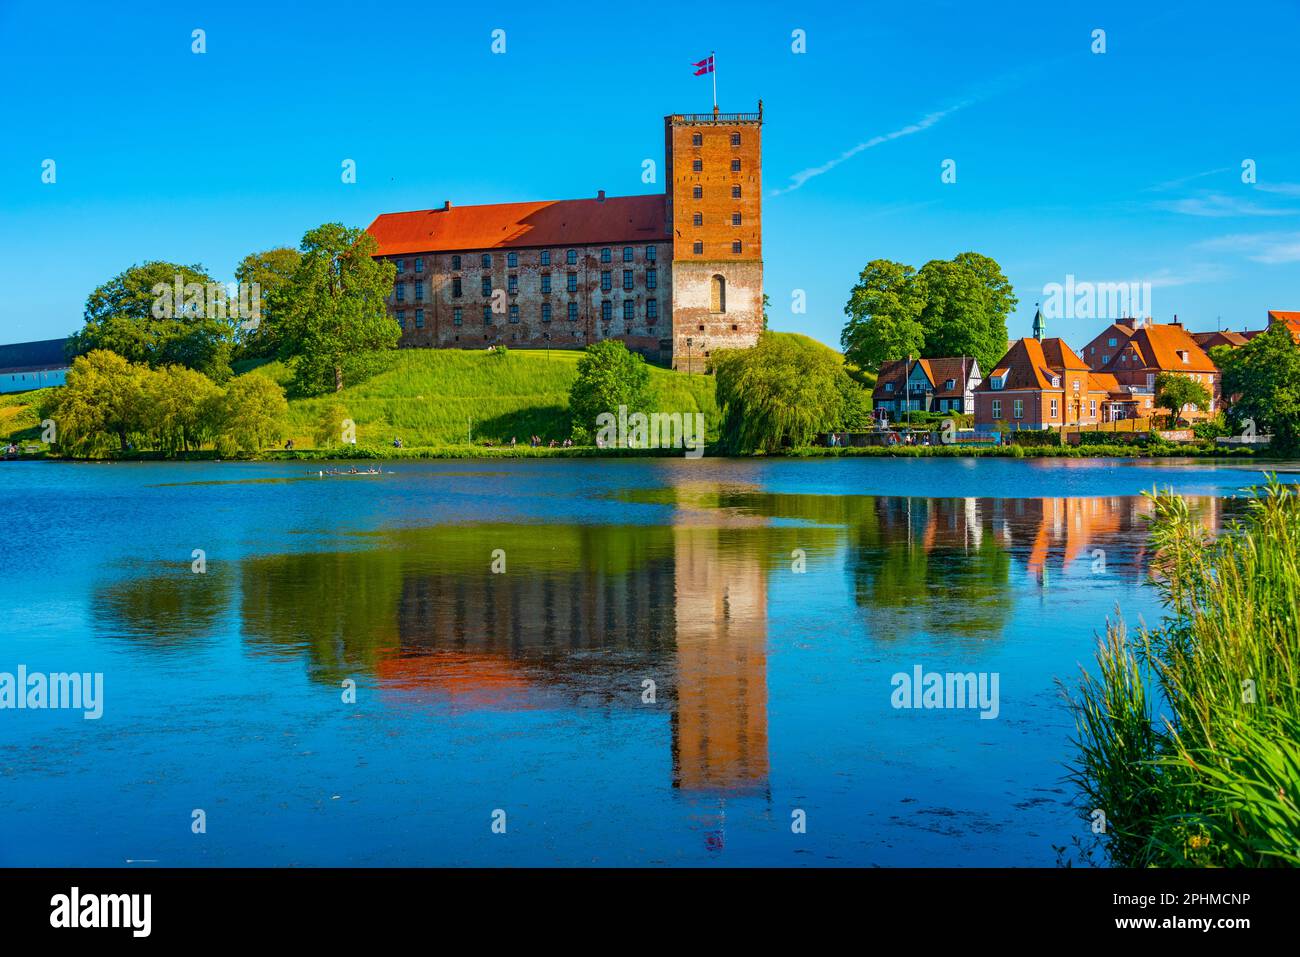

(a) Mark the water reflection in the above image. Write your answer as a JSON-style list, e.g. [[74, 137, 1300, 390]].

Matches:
[[93, 491, 1234, 799]]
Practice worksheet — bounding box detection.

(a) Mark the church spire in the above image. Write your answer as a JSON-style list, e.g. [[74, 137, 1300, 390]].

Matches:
[[1032, 303, 1045, 341]]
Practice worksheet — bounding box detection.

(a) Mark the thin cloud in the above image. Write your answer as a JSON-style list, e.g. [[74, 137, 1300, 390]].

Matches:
[[769, 102, 972, 197], [1198, 231, 1300, 264], [1256, 182, 1300, 197], [1146, 167, 1232, 192], [1156, 193, 1296, 218]]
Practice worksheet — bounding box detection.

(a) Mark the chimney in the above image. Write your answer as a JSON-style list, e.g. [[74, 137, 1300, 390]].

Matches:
[[1171, 314, 1182, 327], [443, 200, 452, 211], [596, 190, 606, 202], [1117, 317, 1136, 330]]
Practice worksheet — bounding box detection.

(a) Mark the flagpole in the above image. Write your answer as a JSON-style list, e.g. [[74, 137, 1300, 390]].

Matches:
[[712, 51, 717, 110]]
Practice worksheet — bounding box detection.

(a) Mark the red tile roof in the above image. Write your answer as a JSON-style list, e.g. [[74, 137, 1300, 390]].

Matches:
[[367, 195, 669, 256], [1099, 323, 1215, 374]]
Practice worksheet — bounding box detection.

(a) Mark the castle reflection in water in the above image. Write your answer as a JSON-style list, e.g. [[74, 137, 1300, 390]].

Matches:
[[99, 488, 1227, 800]]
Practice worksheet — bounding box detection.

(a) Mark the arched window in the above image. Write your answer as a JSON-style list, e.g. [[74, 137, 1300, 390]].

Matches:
[[710, 274, 726, 313]]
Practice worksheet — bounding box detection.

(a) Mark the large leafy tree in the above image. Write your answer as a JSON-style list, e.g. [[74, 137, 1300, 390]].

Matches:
[[1217, 322, 1300, 453], [143, 365, 223, 452], [278, 224, 399, 395], [568, 339, 651, 439], [841, 260, 926, 372], [841, 253, 1015, 376], [916, 252, 1016, 377], [712, 332, 855, 452], [69, 261, 235, 381], [235, 247, 303, 358], [1154, 372, 1212, 428]]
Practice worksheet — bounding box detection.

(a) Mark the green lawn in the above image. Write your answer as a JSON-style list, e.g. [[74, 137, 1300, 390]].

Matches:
[[245, 348, 719, 448]]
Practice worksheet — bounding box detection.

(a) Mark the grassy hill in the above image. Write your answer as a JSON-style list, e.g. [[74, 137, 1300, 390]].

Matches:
[[245, 348, 719, 448]]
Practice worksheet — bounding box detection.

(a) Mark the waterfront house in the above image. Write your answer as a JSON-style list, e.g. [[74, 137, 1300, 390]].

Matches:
[[1092, 320, 1218, 420], [871, 356, 981, 422]]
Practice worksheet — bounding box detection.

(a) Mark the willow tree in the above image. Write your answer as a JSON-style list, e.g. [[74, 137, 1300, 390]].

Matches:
[[711, 332, 858, 453]]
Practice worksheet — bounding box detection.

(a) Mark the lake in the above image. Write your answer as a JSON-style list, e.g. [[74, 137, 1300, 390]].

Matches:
[[1, 456, 1295, 866]]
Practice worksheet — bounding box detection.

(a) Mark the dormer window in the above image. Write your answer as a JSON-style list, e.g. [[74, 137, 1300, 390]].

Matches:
[[884, 382, 894, 392], [1052, 376, 1061, 388], [945, 378, 955, 390], [990, 375, 1004, 390], [1179, 350, 1189, 363]]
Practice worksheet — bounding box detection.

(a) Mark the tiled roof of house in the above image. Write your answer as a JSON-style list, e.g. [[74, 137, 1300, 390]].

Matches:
[[977, 338, 1070, 392], [367, 195, 669, 256], [925, 357, 976, 397], [0, 337, 70, 373], [871, 358, 911, 399], [1192, 330, 1249, 349], [1268, 311, 1300, 343], [1099, 323, 1216, 374]]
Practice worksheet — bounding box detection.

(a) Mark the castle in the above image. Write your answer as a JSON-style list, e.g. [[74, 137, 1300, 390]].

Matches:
[[366, 103, 764, 372]]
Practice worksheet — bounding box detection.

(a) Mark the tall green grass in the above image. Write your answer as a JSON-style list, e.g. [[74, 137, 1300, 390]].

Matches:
[[1067, 478, 1300, 866], [244, 348, 718, 447]]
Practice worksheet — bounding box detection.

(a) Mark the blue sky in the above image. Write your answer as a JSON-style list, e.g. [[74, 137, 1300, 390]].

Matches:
[[2, 0, 1297, 351]]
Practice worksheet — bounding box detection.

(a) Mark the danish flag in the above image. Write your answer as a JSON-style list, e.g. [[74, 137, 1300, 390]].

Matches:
[[692, 55, 714, 76]]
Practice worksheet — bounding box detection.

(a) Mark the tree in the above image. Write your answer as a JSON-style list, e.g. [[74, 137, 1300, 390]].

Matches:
[[568, 340, 651, 440], [841, 260, 925, 372], [916, 253, 1016, 378], [1217, 323, 1300, 453], [69, 261, 235, 381], [711, 332, 850, 452], [1154, 372, 1212, 428], [278, 224, 399, 395], [51, 350, 151, 453], [313, 402, 350, 448], [234, 247, 303, 358], [143, 365, 223, 452], [218, 375, 288, 452]]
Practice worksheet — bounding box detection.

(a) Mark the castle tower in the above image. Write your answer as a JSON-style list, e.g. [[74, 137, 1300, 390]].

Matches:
[[664, 103, 764, 373]]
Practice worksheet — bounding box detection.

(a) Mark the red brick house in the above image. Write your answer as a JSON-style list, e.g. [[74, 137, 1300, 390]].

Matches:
[[974, 335, 1109, 431], [871, 356, 981, 421], [1094, 321, 1218, 421]]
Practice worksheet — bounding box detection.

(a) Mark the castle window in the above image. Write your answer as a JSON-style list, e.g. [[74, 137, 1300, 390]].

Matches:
[[693, 213, 703, 226], [601, 300, 613, 321], [732, 213, 742, 226], [414, 283, 424, 300], [395, 283, 406, 301], [415, 309, 425, 328], [541, 273, 551, 294], [542, 303, 552, 323], [646, 267, 657, 290], [730, 132, 741, 146], [567, 272, 578, 292], [692, 133, 702, 146], [647, 299, 658, 319], [600, 271, 612, 292], [710, 274, 726, 313], [507, 274, 518, 294], [483, 305, 493, 324], [451, 255, 461, 270], [623, 300, 635, 320], [481, 253, 491, 268], [452, 277, 462, 298], [731, 186, 741, 199], [732, 241, 742, 253], [622, 270, 634, 291], [692, 186, 702, 199], [481, 277, 492, 297], [568, 302, 578, 321], [395, 259, 405, 273], [601, 247, 612, 263], [540, 250, 551, 266], [507, 252, 518, 268], [693, 241, 703, 255], [646, 245, 656, 262], [453, 307, 463, 325], [566, 249, 578, 265], [692, 159, 702, 172], [397, 310, 406, 327], [731, 159, 741, 172], [509, 304, 519, 323], [623, 247, 633, 262], [414, 258, 423, 273]]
